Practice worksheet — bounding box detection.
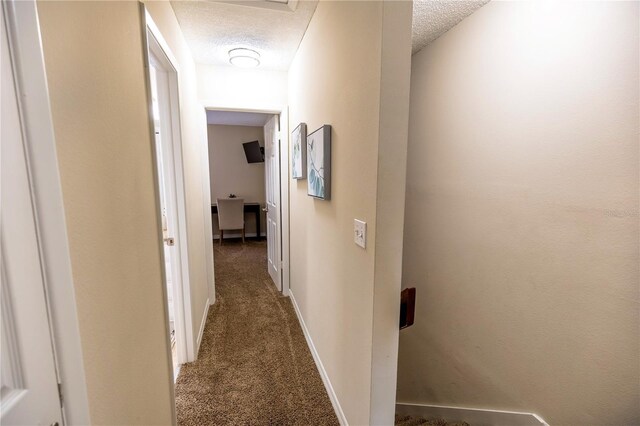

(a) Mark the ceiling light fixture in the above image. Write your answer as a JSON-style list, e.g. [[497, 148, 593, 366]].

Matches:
[[229, 48, 260, 68]]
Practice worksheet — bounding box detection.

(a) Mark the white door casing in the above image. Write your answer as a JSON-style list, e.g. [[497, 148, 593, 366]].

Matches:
[[278, 110, 290, 296], [144, 16, 194, 370], [264, 115, 281, 290], [1, 9, 63, 425], [1, 1, 89, 423]]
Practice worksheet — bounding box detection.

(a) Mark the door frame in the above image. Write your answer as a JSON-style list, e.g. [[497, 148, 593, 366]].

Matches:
[[263, 114, 282, 290], [142, 9, 195, 370], [2, 0, 90, 423], [203, 105, 291, 297]]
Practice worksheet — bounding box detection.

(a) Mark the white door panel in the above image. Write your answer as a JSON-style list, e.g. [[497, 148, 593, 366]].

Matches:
[[147, 44, 190, 371], [264, 116, 281, 289], [150, 63, 178, 338], [1, 10, 63, 424]]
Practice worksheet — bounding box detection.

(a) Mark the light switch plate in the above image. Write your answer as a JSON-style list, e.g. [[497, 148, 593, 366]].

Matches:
[[354, 219, 366, 249]]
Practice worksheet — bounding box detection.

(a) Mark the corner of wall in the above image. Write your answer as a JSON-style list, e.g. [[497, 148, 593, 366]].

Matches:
[[369, 1, 413, 424]]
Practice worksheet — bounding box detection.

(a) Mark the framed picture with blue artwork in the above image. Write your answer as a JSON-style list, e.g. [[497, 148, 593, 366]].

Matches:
[[307, 125, 331, 200], [291, 123, 307, 179]]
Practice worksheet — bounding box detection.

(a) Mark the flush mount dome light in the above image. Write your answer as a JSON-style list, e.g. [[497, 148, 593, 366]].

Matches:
[[229, 48, 260, 68]]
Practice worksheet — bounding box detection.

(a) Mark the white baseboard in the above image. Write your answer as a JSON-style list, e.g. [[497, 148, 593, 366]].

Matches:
[[173, 363, 181, 383], [289, 291, 348, 426], [213, 232, 266, 239], [195, 298, 209, 359], [396, 402, 548, 426]]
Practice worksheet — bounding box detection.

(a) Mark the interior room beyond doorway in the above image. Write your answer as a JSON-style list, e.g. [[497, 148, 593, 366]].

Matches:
[[206, 110, 274, 242]]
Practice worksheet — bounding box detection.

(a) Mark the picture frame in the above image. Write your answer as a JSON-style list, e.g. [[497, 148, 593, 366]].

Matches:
[[291, 123, 307, 179], [307, 125, 331, 200]]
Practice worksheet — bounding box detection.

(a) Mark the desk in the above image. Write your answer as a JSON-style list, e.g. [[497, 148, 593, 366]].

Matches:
[[211, 202, 262, 240]]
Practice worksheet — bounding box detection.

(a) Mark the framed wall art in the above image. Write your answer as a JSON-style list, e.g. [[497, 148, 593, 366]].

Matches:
[[307, 125, 331, 200], [291, 123, 307, 179]]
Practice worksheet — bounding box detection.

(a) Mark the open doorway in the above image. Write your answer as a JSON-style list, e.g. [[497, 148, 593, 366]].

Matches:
[[205, 109, 289, 293], [144, 13, 194, 382]]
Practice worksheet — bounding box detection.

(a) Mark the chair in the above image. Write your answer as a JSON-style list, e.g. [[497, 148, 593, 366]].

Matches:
[[217, 198, 245, 245]]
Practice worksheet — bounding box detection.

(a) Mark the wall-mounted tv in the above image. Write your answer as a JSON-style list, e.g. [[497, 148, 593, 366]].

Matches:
[[242, 140, 264, 163]]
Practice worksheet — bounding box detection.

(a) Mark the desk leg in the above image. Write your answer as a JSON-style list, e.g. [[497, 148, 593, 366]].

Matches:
[[256, 209, 261, 240]]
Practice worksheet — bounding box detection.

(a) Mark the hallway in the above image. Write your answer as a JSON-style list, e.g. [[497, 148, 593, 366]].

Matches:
[[175, 240, 338, 425]]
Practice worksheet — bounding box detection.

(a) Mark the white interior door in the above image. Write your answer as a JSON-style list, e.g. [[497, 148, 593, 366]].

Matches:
[[150, 63, 177, 339], [148, 47, 190, 372], [145, 21, 196, 368], [1, 10, 63, 425], [264, 115, 281, 290]]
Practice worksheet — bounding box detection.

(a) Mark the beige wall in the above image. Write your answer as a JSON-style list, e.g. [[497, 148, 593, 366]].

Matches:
[[369, 2, 413, 421], [208, 124, 266, 236], [397, 2, 640, 425], [37, 2, 173, 424], [288, 1, 412, 424], [37, 1, 214, 423], [197, 64, 288, 111]]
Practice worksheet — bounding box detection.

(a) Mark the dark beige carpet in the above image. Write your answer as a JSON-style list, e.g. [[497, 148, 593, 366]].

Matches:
[[394, 414, 470, 426], [175, 239, 339, 426]]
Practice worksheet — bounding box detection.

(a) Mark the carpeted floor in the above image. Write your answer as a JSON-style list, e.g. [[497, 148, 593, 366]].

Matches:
[[175, 239, 339, 426], [394, 414, 470, 426]]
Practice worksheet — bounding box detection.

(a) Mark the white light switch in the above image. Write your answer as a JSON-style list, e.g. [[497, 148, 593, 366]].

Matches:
[[354, 219, 366, 249]]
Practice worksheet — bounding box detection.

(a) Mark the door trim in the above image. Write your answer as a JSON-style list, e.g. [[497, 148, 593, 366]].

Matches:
[[278, 108, 290, 296], [2, 0, 90, 423], [142, 8, 195, 371], [264, 115, 281, 290], [203, 105, 291, 297]]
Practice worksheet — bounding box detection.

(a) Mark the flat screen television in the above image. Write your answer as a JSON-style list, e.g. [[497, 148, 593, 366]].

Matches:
[[242, 140, 264, 163]]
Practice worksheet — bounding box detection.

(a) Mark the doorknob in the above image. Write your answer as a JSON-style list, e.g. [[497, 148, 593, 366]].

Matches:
[[164, 237, 175, 246], [262, 207, 268, 212]]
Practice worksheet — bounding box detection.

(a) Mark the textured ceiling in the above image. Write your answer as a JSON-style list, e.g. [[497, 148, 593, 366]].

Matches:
[[206, 110, 272, 126], [170, 0, 318, 71], [412, 0, 490, 54], [171, 0, 488, 70]]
